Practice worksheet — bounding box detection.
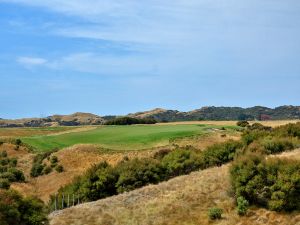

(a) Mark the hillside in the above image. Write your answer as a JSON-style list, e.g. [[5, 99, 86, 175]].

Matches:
[[130, 106, 300, 121], [0, 112, 104, 127], [49, 149, 300, 225], [1, 106, 300, 127]]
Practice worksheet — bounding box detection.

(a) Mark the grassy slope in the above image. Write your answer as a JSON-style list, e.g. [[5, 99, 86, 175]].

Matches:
[[0, 126, 77, 138], [21, 124, 232, 152], [49, 149, 300, 225]]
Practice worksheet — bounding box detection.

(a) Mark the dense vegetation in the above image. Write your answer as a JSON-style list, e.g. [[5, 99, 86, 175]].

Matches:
[[231, 155, 300, 212], [52, 122, 300, 212], [0, 141, 49, 225], [0, 189, 48, 225], [104, 117, 157, 125], [51, 139, 243, 206], [0, 151, 24, 189]]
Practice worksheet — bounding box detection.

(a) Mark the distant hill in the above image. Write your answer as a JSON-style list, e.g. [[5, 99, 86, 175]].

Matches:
[[0, 112, 104, 127], [129, 106, 300, 122], [1, 106, 300, 127]]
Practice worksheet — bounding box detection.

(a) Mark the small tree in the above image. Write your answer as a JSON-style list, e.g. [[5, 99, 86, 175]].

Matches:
[[237, 120, 249, 127], [237, 196, 249, 215], [208, 207, 223, 220]]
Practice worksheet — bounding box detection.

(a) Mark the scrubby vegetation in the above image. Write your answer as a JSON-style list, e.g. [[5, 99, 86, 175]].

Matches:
[[51, 139, 243, 206], [208, 207, 223, 220], [0, 189, 48, 225], [104, 116, 157, 125], [0, 151, 24, 189], [51, 122, 300, 213], [30, 151, 63, 177], [231, 154, 300, 212]]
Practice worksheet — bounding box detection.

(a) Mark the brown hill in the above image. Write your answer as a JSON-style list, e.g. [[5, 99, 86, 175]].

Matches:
[[0, 112, 105, 127]]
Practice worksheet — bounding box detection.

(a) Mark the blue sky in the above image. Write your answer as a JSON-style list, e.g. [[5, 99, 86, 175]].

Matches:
[[0, 0, 300, 119]]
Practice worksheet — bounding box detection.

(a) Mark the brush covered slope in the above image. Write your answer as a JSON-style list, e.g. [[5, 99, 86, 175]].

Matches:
[[49, 150, 300, 225]]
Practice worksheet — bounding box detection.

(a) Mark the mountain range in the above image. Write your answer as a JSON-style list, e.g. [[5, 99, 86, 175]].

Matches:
[[1, 105, 300, 127]]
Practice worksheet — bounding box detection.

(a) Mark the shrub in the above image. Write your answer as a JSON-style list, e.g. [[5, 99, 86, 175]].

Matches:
[[208, 207, 223, 220], [262, 137, 295, 154], [153, 148, 172, 159], [50, 156, 58, 164], [0, 172, 17, 182], [237, 196, 249, 215], [230, 154, 300, 212], [0, 150, 7, 158], [116, 158, 163, 193], [43, 166, 52, 175], [0, 158, 9, 166], [0, 178, 10, 189], [80, 162, 117, 201], [9, 158, 18, 167], [0, 189, 48, 225], [7, 168, 25, 182], [55, 165, 64, 173], [105, 117, 157, 125], [161, 149, 203, 177], [30, 163, 45, 177], [202, 140, 242, 167], [237, 120, 249, 127]]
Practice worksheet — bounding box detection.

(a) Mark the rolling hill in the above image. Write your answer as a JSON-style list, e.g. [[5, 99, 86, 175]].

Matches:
[[1, 105, 300, 127]]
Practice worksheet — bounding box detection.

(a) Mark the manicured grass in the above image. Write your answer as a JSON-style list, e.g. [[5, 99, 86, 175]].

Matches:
[[21, 124, 233, 152]]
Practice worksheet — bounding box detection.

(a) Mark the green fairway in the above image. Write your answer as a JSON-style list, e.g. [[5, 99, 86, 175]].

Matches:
[[21, 124, 233, 152]]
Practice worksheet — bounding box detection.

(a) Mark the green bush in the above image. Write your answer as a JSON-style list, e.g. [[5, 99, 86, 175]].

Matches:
[[80, 162, 117, 201], [0, 189, 48, 225], [202, 140, 242, 167], [55, 165, 64, 173], [0, 150, 7, 158], [230, 154, 300, 212], [116, 158, 163, 193], [30, 163, 45, 177], [9, 158, 18, 167], [262, 137, 295, 154], [105, 117, 157, 125], [50, 156, 58, 164], [237, 120, 249, 127], [208, 207, 223, 220], [43, 166, 52, 175], [7, 168, 25, 182], [237, 196, 249, 215], [0, 178, 10, 189], [161, 149, 203, 177]]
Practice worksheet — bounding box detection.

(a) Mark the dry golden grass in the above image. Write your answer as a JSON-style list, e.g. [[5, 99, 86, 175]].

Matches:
[[0, 143, 34, 179], [160, 120, 300, 127], [49, 149, 300, 225], [174, 132, 240, 150], [12, 144, 153, 203], [0, 127, 77, 138]]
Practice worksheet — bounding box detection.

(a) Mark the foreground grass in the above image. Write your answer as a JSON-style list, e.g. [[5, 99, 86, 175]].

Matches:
[[21, 124, 233, 152], [49, 150, 300, 225]]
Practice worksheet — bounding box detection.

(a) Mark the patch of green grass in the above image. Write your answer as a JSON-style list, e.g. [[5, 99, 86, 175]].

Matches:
[[21, 124, 234, 152]]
